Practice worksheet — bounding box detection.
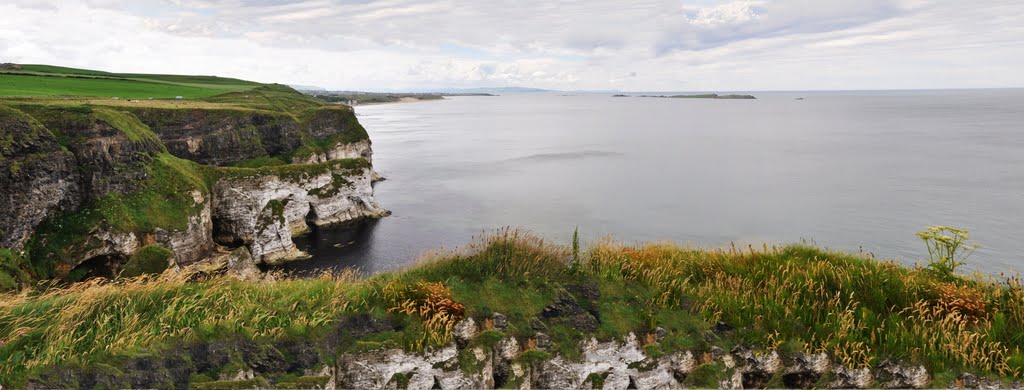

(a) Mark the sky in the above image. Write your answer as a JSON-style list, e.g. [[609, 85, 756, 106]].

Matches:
[[1, 0, 1023, 91]]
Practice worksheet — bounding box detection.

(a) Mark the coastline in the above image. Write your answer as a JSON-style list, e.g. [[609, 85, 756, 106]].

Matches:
[[350, 96, 444, 106]]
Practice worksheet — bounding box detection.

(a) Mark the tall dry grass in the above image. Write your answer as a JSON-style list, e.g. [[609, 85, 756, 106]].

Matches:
[[585, 240, 1024, 377], [1, 229, 1021, 382], [0, 268, 363, 378]]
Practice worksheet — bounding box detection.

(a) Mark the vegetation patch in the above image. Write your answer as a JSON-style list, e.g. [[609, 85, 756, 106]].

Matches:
[[0, 105, 52, 159], [232, 156, 289, 168], [119, 245, 173, 278], [0, 249, 31, 292], [26, 153, 207, 279], [90, 107, 162, 144], [307, 173, 353, 198]]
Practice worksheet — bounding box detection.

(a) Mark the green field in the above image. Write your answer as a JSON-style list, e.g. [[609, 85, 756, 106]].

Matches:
[[0, 64, 262, 99], [17, 64, 261, 87]]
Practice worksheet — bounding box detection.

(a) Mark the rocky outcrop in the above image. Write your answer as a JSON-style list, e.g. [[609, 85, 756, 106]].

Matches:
[[324, 330, 943, 390], [156, 191, 216, 265], [292, 139, 373, 165], [335, 345, 489, 390], [212, 160, 388, 264], [181, 246, 261, 281]]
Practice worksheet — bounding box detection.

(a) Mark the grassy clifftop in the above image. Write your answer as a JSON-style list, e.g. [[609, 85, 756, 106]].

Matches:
[[0, 231, 1021, 387], [0, 64, 261, 99]]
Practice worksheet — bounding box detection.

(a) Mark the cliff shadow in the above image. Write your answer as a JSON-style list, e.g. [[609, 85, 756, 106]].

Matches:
[[275, 218, 381, 276]]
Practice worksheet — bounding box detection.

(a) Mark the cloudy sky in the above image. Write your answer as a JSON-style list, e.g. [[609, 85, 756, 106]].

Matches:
[[2, 0, 1022, 91]]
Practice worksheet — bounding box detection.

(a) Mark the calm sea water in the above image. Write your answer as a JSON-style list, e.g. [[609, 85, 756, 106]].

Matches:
[[284, 90, 1024, 276]]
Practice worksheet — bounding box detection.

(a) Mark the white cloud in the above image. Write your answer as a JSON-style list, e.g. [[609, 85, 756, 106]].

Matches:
[[1, 0, 1022, 91]]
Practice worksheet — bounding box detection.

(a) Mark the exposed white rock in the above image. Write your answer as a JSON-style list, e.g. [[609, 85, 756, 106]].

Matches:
[[453, 318, 478, 346], [156, 191, 215, 265], [72, 228, 141, 270], [496, 337, 521, 361], [292, 140, 373, 165], [335, 345, 490, 390], [184, 246, 260, 281], [212, 163, 388, 264], [782, 352, 831, 388], [328, 334, 941, 390], [876, 360, 930, 389], [831, 364, 875, 389]]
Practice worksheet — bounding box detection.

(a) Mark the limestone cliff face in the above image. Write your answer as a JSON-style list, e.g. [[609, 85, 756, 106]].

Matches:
[[0, 106, 81, 251], [212, 161, 388, 264], [127, 105, 368, 167], [291, 139, 373, 164], [0, 101, 386, 280], [128, 108, 303, 166]]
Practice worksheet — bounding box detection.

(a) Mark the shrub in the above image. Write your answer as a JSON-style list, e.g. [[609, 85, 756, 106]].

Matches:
[[916, 226, 978, 279]]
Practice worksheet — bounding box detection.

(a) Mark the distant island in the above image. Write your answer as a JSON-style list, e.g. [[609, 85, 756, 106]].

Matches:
[[305, 90, 494, 105], [624, 93, 756, 99]]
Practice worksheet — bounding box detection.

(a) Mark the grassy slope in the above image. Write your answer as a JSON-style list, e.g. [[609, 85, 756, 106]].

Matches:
[[0, 231, 1021, 387]]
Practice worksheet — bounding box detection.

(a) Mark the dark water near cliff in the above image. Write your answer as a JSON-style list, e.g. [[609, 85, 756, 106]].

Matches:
[[285, 90, 1024, 276]]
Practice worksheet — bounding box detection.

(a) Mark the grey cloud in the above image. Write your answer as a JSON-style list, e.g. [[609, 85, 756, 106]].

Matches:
[[2, 0, 1023, 91]]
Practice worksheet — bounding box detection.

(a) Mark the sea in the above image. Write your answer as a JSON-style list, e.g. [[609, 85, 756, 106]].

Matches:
[[282, 90, 1024, 276]]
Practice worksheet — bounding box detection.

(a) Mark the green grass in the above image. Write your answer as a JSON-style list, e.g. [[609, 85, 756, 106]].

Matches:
[[90, 107, 162, 143], [0, 104, 52, 162], [17, 64, 260, 87], [0, 63, 264, 99], [232, 156, 289, 168], [202, 84, 326, 115], [2, 230, 1021, 386], [0, 74, 235, 99]]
